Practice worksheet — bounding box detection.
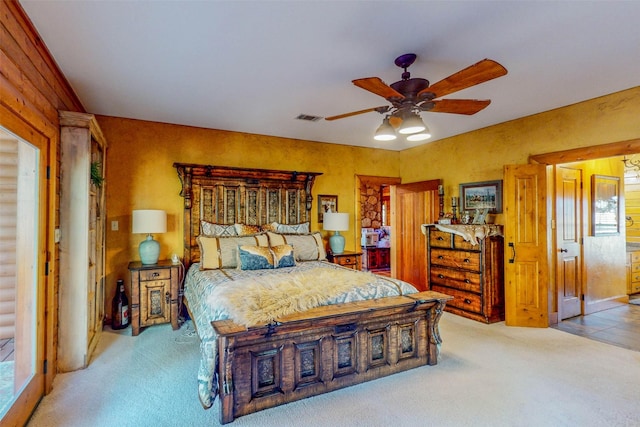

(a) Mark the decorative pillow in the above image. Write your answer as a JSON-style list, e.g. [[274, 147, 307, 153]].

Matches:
[[266, 232, 326, 261], [234, 223, 263, 236], [276, 222, 310, 234], [236, 244, 296, 270], [201, 221, 237, 237], [260, 222, 279, 233], [238, 245, 275, 270], [271, 244, 296, 268], [197, 234, 269, 270]]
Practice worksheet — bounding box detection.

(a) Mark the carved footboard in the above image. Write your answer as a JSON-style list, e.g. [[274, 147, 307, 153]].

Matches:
[[212, 291, 451, 424]]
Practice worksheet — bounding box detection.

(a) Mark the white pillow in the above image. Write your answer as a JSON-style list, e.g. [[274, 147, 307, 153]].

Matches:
[[266, 232, 326, 261]]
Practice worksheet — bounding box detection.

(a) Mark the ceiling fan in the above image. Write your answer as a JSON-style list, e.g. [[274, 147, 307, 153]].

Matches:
[[325, 53, 508, 141]]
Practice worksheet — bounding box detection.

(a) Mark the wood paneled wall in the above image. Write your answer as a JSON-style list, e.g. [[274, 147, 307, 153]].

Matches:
[[624, 166, 640, 243], [1, 0, 85, 393]]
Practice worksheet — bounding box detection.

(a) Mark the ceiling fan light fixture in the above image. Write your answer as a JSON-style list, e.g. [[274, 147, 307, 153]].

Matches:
[[406, 127, 432, 142], [398, 112, 426, 134], [373, 117, 397, 141]]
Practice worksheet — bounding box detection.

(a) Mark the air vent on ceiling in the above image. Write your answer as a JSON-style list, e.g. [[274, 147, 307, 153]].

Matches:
[[295, 114, 322, 122]]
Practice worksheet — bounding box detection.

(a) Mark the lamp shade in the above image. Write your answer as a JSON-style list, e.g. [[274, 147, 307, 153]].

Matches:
[[132, 210, 166, 265], [374, 117, 397, 141], [323, 212, 349, 231], [406, 125, 432, 141], [132, 210, 167, 234], [398, 112, 426, 135]]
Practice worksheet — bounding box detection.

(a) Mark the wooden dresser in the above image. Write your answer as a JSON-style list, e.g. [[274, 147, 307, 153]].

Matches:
[[361, 246, 390, 273], [627, 250, 640, 295], [424, 224, 505, 323]]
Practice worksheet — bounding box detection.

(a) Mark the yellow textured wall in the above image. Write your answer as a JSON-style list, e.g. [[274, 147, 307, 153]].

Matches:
[[98, 116, 400, 303], [399, 86, 640, 224]]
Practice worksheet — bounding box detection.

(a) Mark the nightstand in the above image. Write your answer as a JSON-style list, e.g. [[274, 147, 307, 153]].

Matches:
[[327, 250, 362, 270], [128, 260, 181, 336]]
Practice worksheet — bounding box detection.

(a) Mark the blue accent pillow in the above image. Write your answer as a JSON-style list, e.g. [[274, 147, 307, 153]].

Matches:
[[272, 244, 295, 268], [238, 245, 274, 270]]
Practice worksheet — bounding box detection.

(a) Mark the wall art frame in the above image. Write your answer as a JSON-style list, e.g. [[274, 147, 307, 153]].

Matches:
[[318, 194, 338, 223], [459, 180, 503, 214]]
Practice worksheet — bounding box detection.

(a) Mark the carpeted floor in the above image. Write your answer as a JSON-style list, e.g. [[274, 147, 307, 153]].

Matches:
[[27, 314, 640, 427], [629, 298, 640, 305]]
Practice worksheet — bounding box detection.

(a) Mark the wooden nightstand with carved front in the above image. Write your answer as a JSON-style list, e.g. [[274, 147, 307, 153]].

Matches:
[[327, 250, 362, 270], [128, 260, 181, 336]]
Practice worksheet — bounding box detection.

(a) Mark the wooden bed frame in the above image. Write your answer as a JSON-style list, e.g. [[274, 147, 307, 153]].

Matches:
[[174, 163, 451, 424]]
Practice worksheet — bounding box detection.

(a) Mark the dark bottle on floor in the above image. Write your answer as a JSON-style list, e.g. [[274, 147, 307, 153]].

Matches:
[[112, 279, 129, 330]]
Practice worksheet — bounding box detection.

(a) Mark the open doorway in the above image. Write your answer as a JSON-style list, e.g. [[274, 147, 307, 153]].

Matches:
[[355, 175, 400, 275]]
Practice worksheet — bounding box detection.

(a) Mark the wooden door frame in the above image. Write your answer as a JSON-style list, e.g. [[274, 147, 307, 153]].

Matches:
[[0, 103, 56, 424], [529, 137, 640, 324], [354, 174, 401, 251]]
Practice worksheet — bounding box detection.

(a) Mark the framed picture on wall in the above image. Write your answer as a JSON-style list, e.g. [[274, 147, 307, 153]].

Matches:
[[592, 174, 620, 236], [318, 194, 338, 223], [459, 180, 503, 214]]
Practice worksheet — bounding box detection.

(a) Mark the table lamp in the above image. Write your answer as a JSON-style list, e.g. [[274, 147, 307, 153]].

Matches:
[[323, 212, 349, 254], [132, 209, 167, 264]]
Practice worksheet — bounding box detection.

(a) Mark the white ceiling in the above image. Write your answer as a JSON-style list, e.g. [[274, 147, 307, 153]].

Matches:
[[20, 1, 640, 151]]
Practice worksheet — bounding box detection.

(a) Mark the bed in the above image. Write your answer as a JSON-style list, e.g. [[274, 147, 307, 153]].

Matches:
[[174, 163, 451, 424]]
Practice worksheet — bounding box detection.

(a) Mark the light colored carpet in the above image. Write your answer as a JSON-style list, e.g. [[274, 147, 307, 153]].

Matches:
[[629, 299, 640, 305], [27, 314, 640, 427]]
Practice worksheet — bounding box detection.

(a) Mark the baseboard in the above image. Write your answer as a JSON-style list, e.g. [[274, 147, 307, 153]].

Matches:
[[584, 294, 628, 315]]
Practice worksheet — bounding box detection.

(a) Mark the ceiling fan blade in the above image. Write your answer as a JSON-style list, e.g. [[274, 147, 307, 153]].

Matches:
[[353, 77, 405, 100], [427, 99, 491, 115], [420, 59, 507, 99], [324, 106, 389, 121]]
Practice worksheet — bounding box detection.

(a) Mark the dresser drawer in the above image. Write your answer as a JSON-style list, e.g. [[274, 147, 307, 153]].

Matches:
[[431, 284, 482, 314], [430, 249, 481, 272], [631, 282, 640, 294], [453, 235, 477, 251], [430, 231, 452, 248], [336, 256, 358, 266], [632, 252, 640, 263], [430, 266, 482, 293], [138, 268, 171, 281]]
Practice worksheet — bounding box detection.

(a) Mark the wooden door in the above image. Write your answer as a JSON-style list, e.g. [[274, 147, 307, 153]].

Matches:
[[0, 119, 48, 426], [556, 166, 583, 319], [504, 164, 550, 327], [390, 180, 439, 290]]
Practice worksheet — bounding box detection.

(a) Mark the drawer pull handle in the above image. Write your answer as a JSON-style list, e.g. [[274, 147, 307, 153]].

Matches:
[[438, 255, 444, 259], [345, 258, 352, 263], [464, 298, 472, 304], [464, 279, 471, 283], [464, 258, 470, 263], [436, 236, 444, 241], [165, 292, 170, 304], [438, 274, 445, 279], [152, 272, 160, 278]]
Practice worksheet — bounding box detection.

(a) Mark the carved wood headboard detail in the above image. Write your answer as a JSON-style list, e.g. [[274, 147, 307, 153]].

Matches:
[[174, 163, 322, 266]]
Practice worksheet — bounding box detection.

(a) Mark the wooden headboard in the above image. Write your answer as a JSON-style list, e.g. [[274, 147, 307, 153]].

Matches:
[[174, 163, 322, 266]]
